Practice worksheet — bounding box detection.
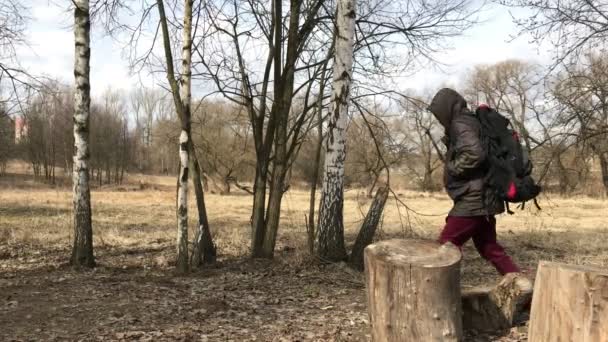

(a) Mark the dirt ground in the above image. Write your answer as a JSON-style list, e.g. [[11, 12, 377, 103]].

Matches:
[[1, 167, 607, 341]]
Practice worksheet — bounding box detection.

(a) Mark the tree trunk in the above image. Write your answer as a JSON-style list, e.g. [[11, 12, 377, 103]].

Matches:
[[175, 130, 189, 273], [250, 166, 267, 256], [366, 174, 379, 198], [307, 101, 324, 254], [262, 165, 286, 257], [156, 0, 193, 273], [258, 0, 303, 258], [461, 272, 533, 332], [177, 0, 195, 273], [528, 261, 608, 342], [190, 144, 216, 268], [316, 0, 356, 262], [598, 152, 608, 196], [364, 239, 462, 341], [70, 0, 95, 268], [349, 186, 388, 270], [556, 153, 569, 195], [222, 178, 230, 194]]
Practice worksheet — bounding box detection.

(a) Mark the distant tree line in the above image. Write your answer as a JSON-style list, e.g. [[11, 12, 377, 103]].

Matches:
[[3, 53, 608, 198]]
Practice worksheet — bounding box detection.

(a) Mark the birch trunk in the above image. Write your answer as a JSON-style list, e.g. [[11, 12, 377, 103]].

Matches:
[[71, 0, 95, 268], [181, 0, 217, 267], [174, 0, 195, 273], [316, 0, 356, 261], [176, 130, 189, 272], [307, 40, 333, 255], [156, 0, 202, 272]]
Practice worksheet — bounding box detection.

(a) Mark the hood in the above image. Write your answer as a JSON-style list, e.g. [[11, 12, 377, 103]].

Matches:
[[427, 88, 468, 130]]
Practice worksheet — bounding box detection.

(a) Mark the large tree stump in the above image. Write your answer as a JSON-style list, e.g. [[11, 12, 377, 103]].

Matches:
[[461, 273, 532, 331], [364, 239, 463, 341], [528, 261, 608, 342]]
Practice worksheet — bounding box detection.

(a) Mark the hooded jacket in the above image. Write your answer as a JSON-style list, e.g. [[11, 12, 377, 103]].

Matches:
[[428, 88, 504, 216]]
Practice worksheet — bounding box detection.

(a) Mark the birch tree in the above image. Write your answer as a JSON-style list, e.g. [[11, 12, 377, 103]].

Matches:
[[156, 0, 216, 271], [112, 0, 216, 269], [157, 0, 190, 272], [316, 0, 356, 261], [71, 0, 95, 268]]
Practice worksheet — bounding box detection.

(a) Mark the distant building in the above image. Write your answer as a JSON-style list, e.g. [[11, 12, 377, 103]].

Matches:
[[15, 116, 27, 143]]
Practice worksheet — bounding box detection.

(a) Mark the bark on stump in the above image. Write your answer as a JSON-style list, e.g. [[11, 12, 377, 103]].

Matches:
[[528, 261, 608, 342], [364, 239, 462, 341], [461, 272, 532, 332]]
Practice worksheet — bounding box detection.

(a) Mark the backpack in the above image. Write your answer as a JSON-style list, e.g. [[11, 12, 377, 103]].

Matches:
[[475, 105, 541, 213]]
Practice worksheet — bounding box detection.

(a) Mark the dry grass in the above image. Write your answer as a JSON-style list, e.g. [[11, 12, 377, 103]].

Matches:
[[2, 162, 608, 341], [2, 161, 607, 276]]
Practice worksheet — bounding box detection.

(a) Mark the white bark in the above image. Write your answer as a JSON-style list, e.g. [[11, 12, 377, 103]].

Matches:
[[175, 0, 193, 273], [316, 0, 356, 261], [71, 0, 94, 267], [176, 130, 189, 272], [181, 0, 192, 110]]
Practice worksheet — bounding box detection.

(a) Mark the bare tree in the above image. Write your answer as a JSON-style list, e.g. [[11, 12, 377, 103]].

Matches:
[[191, 100, 255, 194], [195, 0, 479, 258], [344, 110, 407, 195], [0, 102, 12, 174], [156, 0, 216, 271], [130, 87, 165, 172], [0, 0, 37, 95], [316, 0, 357, 262], [465, 60, 542, 152], [552, 54, 608, 195], [71, 0, 95, 268], [21, 82, 74, 184], [197, 0, 330, 258], [399, 97, 442, 192], [502, 0, 608, 69]]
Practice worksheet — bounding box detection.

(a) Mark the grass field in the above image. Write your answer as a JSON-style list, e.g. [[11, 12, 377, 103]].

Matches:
[[1, 162, 607, 341]]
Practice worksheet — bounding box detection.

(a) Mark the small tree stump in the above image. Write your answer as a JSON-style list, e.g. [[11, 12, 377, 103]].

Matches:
[[462, 273, 532, 332], [528, 261, 608, 342], [364, 239, 462, 341]]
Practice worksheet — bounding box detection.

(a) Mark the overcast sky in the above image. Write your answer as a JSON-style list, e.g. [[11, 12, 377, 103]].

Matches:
[[18, 1, 552, 98]]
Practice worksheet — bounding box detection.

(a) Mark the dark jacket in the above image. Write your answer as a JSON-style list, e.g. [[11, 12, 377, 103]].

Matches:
[[428, 88, 504, 216]]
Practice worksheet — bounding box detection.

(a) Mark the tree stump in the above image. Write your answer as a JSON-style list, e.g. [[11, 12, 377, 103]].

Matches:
[[364, 239, 462, 341], [528, 261, 608, 342], [461, 273, 532, 332]]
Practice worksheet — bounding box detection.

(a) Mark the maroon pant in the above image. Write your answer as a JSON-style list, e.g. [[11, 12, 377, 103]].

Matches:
[[438, 216, 520, 275]]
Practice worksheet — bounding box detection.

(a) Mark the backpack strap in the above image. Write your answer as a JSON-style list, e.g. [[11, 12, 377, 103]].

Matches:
[[533, 198, 542, 211], [506, 202, 514, 215]]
